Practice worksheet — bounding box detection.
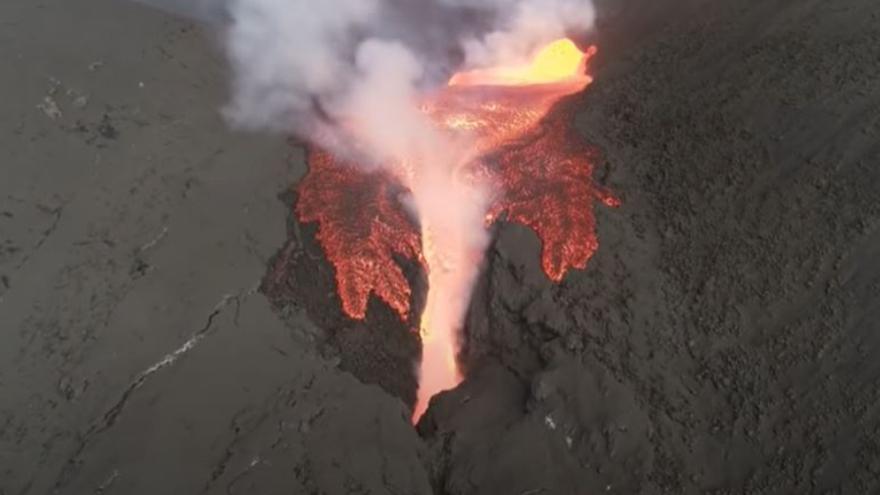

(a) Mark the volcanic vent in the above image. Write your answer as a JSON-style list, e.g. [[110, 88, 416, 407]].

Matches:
[[265, 39, 617, 422]]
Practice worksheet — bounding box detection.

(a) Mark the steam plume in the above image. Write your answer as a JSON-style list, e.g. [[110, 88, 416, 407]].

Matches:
[[223, 0, 596, 413], [222, 0, 596, 150]]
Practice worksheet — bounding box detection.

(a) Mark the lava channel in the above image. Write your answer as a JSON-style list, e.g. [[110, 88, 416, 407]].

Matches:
[[295, 38, 619, 423]]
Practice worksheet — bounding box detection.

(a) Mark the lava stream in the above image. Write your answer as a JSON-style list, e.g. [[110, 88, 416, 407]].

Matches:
[[410, 39, 596, 421], [293, 38, 617, 424], [409, 163, 488, 421]]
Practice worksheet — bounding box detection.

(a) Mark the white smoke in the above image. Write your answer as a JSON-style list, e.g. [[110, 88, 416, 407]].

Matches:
[[222, 0, 596, 152], [342, 39, 442, 165], [222, 0, 380, 141], [222, 0, 595, 414]]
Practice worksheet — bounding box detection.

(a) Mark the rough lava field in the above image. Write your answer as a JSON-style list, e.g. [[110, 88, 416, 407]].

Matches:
[[2, 0, 880, 493]]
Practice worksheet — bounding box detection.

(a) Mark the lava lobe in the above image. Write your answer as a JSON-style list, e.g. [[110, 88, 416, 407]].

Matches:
[[297, 148, 423, 320]]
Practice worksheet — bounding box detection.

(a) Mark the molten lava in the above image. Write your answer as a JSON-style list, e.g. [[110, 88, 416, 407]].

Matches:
[[297, 149, 422, 320], [295, 38, 618, 423]]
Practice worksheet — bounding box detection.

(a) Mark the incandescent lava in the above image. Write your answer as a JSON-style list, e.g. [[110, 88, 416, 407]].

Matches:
[[293, 38, 618, 422]]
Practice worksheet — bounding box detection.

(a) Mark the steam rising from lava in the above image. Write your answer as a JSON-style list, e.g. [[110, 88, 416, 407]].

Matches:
[[296, 41, 617, 422], [222, 0, 597, 147], [221, 0, 602, 422]]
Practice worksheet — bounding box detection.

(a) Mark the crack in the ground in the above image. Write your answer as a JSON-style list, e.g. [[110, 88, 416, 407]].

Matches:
[[200, 404, 273, 495], [136, 226, 168, 254], [98, 295, 235, 430], [224, 454, 264, 495], [14, 204, 65, 271], [93, 469, 119, 494], [51, 286, 257, 491]]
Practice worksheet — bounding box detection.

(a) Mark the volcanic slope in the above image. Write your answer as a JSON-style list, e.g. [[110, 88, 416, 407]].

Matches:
[[2, 0, 880, 494], [269, 0, 880, 492], [413, 0, 880, 493]]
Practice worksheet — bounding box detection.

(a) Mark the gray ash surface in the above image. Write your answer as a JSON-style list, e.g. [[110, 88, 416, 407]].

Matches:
[[2, 0, 879, 493]]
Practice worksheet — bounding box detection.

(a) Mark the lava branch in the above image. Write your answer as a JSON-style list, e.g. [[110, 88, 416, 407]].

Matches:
[[409, 161, 489, 421], [295, 39, 618, 424]]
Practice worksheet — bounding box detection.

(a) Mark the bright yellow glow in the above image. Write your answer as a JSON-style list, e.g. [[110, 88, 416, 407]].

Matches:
[[448, 38, 592, 87]]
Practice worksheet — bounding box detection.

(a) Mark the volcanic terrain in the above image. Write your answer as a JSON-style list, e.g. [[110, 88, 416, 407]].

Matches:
[[1, 0, 879, 493]]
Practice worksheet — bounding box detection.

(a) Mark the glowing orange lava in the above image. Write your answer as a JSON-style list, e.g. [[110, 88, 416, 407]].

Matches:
[[295, 38, 618, 423]]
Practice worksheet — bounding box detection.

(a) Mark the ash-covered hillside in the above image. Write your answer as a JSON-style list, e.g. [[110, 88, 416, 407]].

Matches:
[[1, 0, 878, 493]]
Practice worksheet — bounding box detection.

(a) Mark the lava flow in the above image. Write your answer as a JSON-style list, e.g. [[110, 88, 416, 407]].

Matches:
[[295, 38, 618, 422]]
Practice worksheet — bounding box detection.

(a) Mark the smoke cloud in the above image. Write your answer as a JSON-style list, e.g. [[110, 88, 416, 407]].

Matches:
[[222, 0, 596, 154], [135, 0, 597, 146]]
